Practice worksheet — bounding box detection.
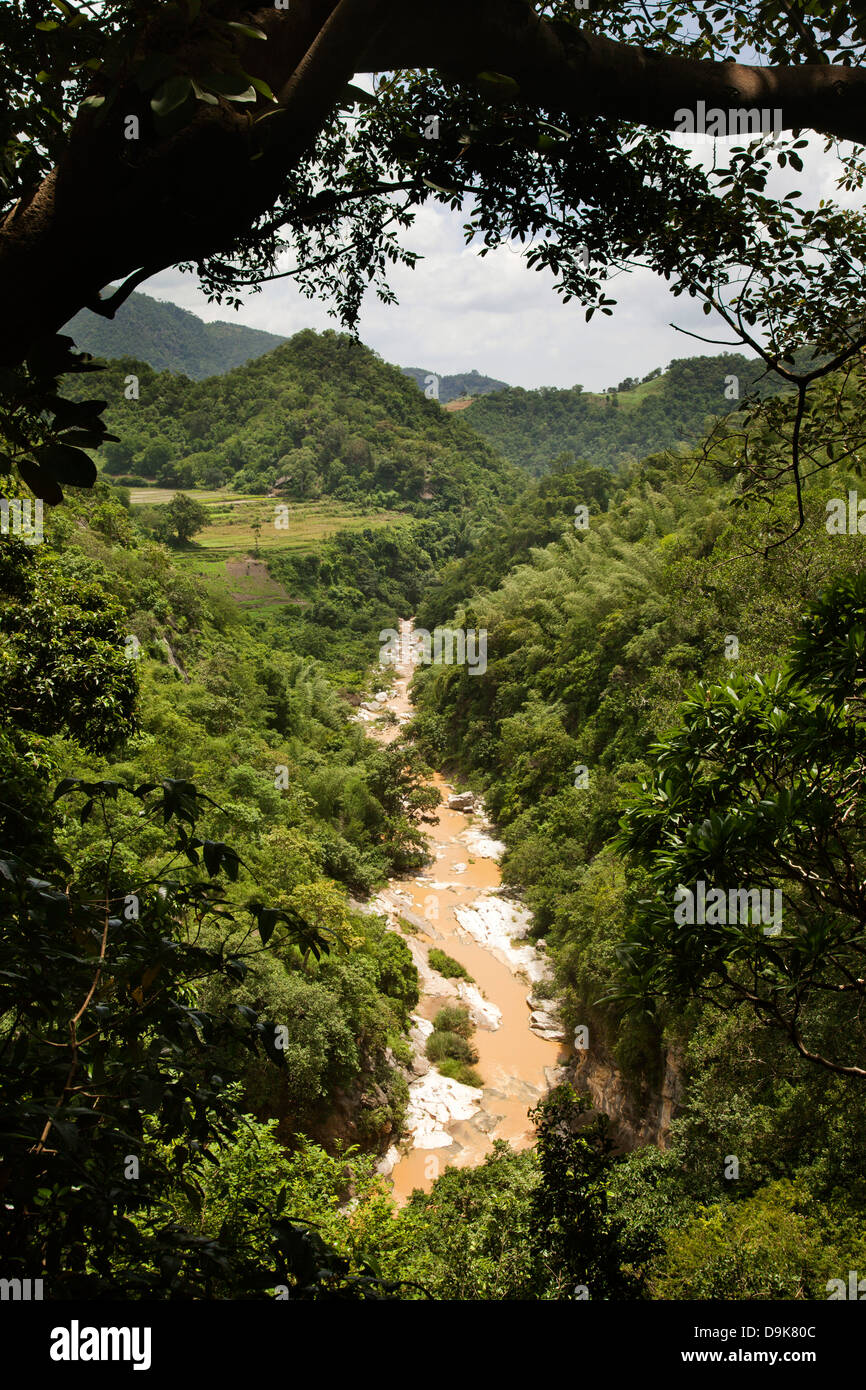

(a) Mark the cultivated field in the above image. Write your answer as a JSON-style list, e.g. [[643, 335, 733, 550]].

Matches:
[[129, 490, 403, 554], [128, 489, 404, 609]]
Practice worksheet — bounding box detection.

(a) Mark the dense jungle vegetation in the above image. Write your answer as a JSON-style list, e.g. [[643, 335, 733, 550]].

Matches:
[[407, 359, 866, 1298], [4, 0, 866, 1307], [7, 335, 866, 1300], [64, 329, 521, 509], [462, 353, 783, 474], [65, 290, 288, 380]]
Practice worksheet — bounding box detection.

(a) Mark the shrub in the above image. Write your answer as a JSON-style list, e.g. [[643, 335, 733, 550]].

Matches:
[[437, 1058, 484, 1088], [433, 1006, 474, 1038], [426, 1030, 479, 1065], [428, 947, 474, 982]]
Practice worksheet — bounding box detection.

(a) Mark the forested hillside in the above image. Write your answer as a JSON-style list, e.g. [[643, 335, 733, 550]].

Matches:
[[401, 363, 866, 1297], [401, 367, 510, 402], [65, 329, 520, 512], [0, 477, 457, 1295], [10, 343, 866, 1301], [65, 291, 287, 380], [463, 354, 782, 474]]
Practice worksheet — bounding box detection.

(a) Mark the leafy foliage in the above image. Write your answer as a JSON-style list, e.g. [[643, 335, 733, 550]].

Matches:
[[66, 330, 520, 509], [464, 355, 784, 476]]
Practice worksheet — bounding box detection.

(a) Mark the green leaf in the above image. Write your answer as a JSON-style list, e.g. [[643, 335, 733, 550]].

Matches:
[[151, 76, 194, 118], [475, 71, 521, 101], [253, 906, 280, 946], [52, 778, 81, 801], [423, 177, 461, 197], [224, 21, 267, 40], [339, 83, 374, 109], [247, 75, 277, 103], [191, 80, 219, 106], [197, 69, 257, 101], [17, 460, 63, 505]]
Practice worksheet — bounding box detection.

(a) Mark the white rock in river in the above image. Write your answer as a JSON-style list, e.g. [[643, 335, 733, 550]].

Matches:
[[529, 1007, 568, 1041], [447, 792, 475, 811], [454, 894, 552, 983], [456, 981, 502, 1030], [461, 827, 506, 860], [404, 1069, 483, 1149], [376, 1144, 402, 1177], [405, 938, 458, 998]]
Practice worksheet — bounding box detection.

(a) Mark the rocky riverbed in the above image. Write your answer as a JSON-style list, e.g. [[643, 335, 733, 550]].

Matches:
[[358, 618, 570, 1202]]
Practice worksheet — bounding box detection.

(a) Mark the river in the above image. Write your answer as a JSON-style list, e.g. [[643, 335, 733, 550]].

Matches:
[[357, 619, 569, 1204]]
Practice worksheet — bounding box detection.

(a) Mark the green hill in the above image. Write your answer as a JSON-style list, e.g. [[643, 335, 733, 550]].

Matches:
[[401, 366, 510, 403], [64, 290, 287, 379], [64, 328, 521, 512], [462, 353, 783, 474]]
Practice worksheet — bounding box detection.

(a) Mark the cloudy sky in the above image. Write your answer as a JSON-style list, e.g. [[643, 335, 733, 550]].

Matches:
[[141, 135, 857, 392]]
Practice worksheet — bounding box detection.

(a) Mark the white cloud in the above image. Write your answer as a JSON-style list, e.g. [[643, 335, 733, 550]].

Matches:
[[141, 137, 859, 391]]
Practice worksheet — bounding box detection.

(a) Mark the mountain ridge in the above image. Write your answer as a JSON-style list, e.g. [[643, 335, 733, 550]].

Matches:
[[64, 290, 288, 380]]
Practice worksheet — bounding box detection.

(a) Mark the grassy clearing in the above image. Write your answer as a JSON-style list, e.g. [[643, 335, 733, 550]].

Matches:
[[131, 490, 402, 555], [197, 500, 402, 554], [127, 488, 253, 505], [584, 375, 667, 409], [129, 490, 405, 610]]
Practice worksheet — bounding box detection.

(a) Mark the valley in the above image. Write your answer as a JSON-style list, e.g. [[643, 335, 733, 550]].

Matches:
[[363, 622, 568, 1202], [5, 324, 866, 1307]]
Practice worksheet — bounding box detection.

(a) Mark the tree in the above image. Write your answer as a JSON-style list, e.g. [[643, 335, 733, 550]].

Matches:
[[617, 572, 866, 1080], [0, 538, 353, 1296], [165, 489, 211, 543], [3, 2, 866, 509], [528, 1085, 648, 1299]]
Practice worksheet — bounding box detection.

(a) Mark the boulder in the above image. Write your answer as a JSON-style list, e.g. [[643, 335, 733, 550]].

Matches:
[[529, 1007, 568, 1041], [447, 792, 475, 811]]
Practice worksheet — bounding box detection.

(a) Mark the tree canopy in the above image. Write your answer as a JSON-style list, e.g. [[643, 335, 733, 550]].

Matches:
[[3, 1, 866, 510]]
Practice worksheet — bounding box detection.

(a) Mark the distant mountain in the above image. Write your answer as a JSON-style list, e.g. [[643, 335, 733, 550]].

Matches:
[[62, 329, 520, 511], [64, 290, 287, 380], [461, 354, 784, 474], [401, 367, 510, 404]]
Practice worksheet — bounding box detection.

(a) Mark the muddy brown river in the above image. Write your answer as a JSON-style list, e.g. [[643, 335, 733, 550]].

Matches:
[[360, 620, 568, 1204]]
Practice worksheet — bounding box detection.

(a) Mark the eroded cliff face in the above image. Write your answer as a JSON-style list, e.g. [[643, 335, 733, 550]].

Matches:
[[571, 1037, 684, 1150]]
